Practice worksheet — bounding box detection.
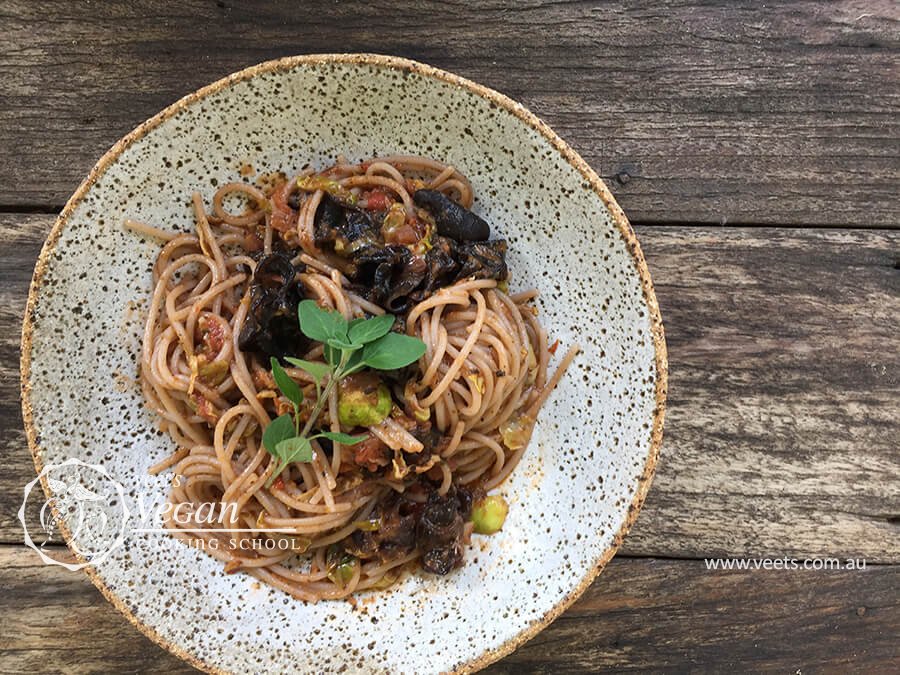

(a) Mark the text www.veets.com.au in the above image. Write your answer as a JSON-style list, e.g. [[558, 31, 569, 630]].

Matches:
[[704, 557, 867, 571]]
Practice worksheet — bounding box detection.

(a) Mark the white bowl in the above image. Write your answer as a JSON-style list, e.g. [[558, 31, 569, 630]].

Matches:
[[21, 54, 666, 674]]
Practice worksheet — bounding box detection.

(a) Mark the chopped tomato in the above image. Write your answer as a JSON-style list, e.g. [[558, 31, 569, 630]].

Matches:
[[189, 392, 219, 426], [198, 314, 227, 359], [274, 397, 295, 417], [381, 203, 427, 246], [270, 180, 297, 233], [352, 434, 391, 472], [548, 339, 560, 355], [406, 178, 426, 193], [385, 222, 420, 246], [363, 189, 393, 212], [271, 477, 285, 491]]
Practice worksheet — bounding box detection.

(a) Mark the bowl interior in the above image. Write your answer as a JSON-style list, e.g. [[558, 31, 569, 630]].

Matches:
[[23, 56, 663, 674]]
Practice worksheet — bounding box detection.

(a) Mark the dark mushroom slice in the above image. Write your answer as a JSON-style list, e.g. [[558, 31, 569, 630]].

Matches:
[[421, 545, 463, 576], [413, 189, 491, 242], [454, 483, 482, 521], [253, 251, 296, 290], [384, 255, 428, 314], [237, 252, 309, 362], [416, 489, 466, 575], [313, 194, 345, 247], [351, 244, 422, 309], [420, 236, 462, 293], [373, 494, 419, 560], [452, 239, 509, 282], [314, 195, 380, 254], [344, 528, 379, 559]]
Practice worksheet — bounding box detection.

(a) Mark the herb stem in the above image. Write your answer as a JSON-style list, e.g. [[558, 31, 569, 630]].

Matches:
[[299, 351, 349, 440]]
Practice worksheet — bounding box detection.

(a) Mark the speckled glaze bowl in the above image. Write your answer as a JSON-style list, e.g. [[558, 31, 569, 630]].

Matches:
[[21, 54, 666, 674]]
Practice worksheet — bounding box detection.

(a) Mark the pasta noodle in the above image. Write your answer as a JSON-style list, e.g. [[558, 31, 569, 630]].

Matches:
[[131, 155, 577, 601]]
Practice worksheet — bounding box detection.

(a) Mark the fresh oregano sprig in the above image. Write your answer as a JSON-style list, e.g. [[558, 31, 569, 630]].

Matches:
[[262, 301, 426, 486], [264, 358, 363, 484]]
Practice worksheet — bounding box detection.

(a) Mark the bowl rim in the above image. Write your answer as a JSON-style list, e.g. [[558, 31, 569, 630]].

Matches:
[[20, 53, 667, 674]]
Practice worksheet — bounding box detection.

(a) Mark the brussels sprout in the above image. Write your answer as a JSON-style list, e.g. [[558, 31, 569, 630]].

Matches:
[[338, 373, 391, 427], [500, 413, 534, 450], [326, 545, 359, 589], [471, 495, 509, 535]]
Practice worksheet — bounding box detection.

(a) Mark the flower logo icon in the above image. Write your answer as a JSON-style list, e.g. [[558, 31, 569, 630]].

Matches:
[[19, 458, 130, 571]]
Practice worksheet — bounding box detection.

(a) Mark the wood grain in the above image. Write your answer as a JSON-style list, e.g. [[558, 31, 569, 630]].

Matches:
[[3, 3, 899, 672], [0, 215, 46, 542], [3, 215, 898, 561], [486, 556, 900, 673], [620, 226, 900, 562], [0, 1, 898, 226], [1, 546, 896, 673]]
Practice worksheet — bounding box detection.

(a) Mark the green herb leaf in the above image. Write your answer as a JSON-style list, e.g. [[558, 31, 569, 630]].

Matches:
[[326, 337, 361, 351], [262, 414, 295, 455], [298, 299, 348, 344], [284, 357, 331, 386], [347, 313, 395, 346], [362, 332, 427, 371], [274, 436, 313, 463], [342, 349, 366, 376], [315, 431, 368, 445], [347, 317, 368, 332], [270, 357, 303, 406]]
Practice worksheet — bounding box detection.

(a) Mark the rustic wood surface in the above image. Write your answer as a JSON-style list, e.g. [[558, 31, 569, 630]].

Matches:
[[1, 0, 898, 226], [2, 546, 897, 674], [1, 0, 898, 672]]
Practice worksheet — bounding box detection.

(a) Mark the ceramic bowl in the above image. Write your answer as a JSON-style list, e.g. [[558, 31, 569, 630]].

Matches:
[[21, 54, 666, 674]]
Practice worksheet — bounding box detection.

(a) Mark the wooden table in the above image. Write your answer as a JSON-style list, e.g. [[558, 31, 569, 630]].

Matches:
[[2, 1, 898, 671]]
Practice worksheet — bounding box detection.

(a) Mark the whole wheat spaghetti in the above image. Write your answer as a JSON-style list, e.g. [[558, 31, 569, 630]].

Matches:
[[130, 155, 577, 601]]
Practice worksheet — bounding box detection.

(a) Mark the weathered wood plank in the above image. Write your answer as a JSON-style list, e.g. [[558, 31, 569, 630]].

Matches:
[[0, 545, 195, 674], [3, 215, 898, 560], [0, 215, 46, 541], [487, 557, 900, 673], [0, 546, 896, 673], [0, 1, 898, 225], [619, 226, 900, 562]]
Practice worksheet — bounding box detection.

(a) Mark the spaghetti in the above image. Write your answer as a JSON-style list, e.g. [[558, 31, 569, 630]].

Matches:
[[131, 156, 577, 601]]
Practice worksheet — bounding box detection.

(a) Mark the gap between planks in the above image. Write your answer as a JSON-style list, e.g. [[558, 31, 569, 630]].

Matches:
[[3, 540, 899, 568], [0, 205, 898, 231]]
